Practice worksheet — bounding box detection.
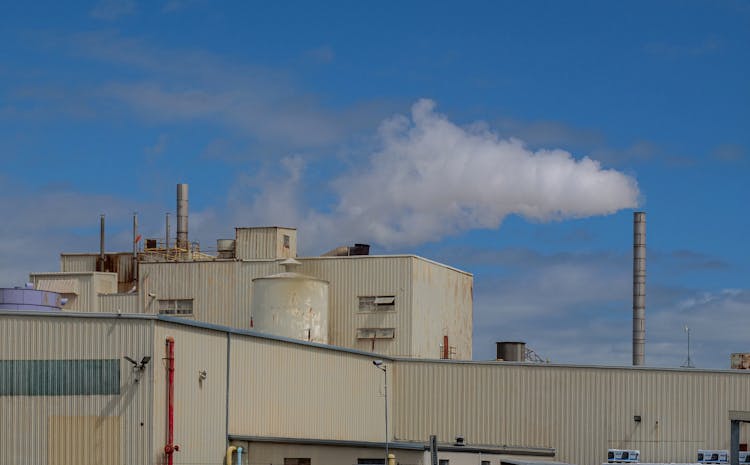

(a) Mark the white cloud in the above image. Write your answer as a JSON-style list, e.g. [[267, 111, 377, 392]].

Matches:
[[252, 99, 639, 250]]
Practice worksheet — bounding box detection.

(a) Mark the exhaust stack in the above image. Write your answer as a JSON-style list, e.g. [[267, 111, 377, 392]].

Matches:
[[632, 212, 646, 366], [98, 214, 106, 271], [176, 184, 189, 250]]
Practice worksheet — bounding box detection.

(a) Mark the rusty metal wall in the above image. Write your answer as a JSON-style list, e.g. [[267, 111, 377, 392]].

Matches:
[[393, 361, 750, 465], [0, 314, 154, 465], [294, 256, 414, 357], [99, 294, 143, 313], [152, 322, 229, 465], [411, 257, 473, 360], [228, 335, 390, 442]]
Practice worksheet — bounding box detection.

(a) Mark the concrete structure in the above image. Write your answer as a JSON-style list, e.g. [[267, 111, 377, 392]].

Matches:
[[2, 311, 750, 465]]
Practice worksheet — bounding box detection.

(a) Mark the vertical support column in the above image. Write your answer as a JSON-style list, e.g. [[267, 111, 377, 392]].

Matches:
[[430, 435, 438, 465], [731, 420, 740, 465], [633, 211, 646, 366]]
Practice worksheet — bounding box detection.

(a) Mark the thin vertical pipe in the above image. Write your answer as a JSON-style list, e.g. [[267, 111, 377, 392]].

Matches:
[[633, 212, 646, 366]]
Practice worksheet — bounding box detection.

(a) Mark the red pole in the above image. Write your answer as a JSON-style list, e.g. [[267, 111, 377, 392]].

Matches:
[[164, 337, 179, 464], [443, 335, 449, 359]]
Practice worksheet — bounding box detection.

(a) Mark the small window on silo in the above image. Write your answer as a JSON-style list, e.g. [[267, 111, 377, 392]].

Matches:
[[283, 234, 290, 249], [358, 295, 395, 312]]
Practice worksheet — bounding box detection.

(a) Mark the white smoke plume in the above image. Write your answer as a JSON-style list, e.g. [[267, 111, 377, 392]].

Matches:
[[328, 99, 638, 246], [234, 99, 640, 249]]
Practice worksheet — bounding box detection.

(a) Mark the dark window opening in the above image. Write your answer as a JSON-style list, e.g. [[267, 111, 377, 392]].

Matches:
[[284, 459, 311, 465]]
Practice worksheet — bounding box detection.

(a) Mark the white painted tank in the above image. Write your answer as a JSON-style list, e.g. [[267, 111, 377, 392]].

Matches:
[[251, 259, 329, 344]]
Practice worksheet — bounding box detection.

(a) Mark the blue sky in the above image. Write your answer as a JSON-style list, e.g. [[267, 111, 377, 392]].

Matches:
[[1, 0, 748, 368]]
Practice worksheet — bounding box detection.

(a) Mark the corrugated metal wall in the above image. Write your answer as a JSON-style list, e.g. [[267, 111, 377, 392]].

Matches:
[[0, 315, 154, 465], [99, 294, 143, 313], [60, 254, 97, 272], [61, 254, 135, 292], [152, 322, 228, 465], [392, 361, 750, 465], [236, 227, 297, 260], [229, 335, 391, 443], [141, 256, 470, 358], [93, 273, 118, 295], [141, 261, 243, 327], [30, 273, 95, 312], [295, 256, 414, 357], [411, 258, 473, 359]]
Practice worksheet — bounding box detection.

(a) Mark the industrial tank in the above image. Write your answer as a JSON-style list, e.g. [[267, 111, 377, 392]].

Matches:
[[0, 286, 63, 311], [251, 259, 329, 344]]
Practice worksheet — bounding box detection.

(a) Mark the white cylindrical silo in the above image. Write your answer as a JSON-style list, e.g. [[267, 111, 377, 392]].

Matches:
[[251, 262, 329, 344]]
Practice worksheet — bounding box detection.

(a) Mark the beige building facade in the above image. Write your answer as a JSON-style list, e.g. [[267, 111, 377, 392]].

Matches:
[[2, 312, 750, 465], [52, 226, 473, 360]]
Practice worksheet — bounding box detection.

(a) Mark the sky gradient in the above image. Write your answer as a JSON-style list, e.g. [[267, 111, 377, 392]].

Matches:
[[1, 0, 748, 368]]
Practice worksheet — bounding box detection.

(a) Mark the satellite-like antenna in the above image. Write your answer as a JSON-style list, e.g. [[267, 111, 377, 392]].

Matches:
[[681, 325, 694, 368]]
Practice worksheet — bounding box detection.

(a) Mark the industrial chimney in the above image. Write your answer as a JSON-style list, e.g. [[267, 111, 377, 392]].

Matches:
[[632, 212, 646, 366], [176, 184, 189, 250]]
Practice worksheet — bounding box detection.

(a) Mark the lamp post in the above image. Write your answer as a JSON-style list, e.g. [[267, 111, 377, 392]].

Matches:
[[373, 360, 388, 464]]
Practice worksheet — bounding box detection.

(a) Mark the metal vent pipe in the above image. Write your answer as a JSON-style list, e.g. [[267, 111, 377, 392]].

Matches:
[[632, 212, 646, 366], [176, 184, 189, 250], [98, 214, 105, 271]]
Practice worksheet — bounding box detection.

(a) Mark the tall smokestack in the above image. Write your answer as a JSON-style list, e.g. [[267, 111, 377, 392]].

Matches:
[[176, 184, 189, 249], [632, 211, 646, 366], [98, 214, 105, 271]]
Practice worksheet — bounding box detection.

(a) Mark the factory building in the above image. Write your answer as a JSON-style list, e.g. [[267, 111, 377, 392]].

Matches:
[[2, 184, 750, 465], [3, 312, 750, 465], [52, 224, 473, 360]]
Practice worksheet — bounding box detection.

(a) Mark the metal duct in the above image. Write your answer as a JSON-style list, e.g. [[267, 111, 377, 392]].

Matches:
[[633, 212, 646, 366], [176, 184, 189, 250]]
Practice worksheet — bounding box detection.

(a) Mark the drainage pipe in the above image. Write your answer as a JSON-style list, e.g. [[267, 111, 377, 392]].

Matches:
[[164, 337, 179, 464], [238, 446, 243, 465]]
